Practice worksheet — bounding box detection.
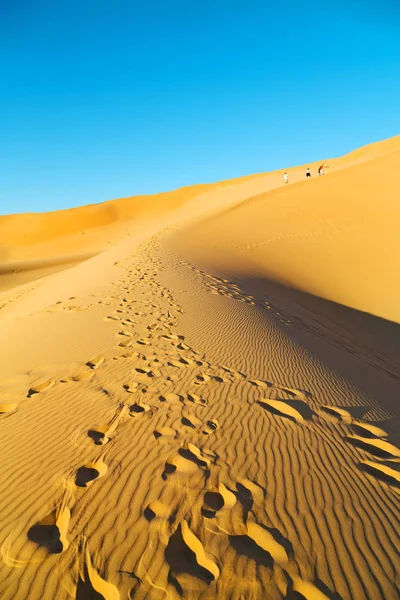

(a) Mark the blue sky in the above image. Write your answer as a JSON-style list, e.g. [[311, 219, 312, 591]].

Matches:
[[1, 0, 399, 214]]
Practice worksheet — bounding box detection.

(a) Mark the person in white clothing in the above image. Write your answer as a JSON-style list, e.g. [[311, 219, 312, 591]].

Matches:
[[283, 172, 289, 184]]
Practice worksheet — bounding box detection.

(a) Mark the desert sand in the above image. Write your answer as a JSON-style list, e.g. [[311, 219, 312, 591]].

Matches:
[[0, 135, 399, 600]]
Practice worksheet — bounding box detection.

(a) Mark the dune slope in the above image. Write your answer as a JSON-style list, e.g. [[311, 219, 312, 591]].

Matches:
[[0, 135, 399, 600], [169, 144, 400, 323]]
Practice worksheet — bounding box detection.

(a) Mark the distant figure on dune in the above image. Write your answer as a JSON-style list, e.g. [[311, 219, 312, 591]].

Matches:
[[306, 168, 311, 178], [318, 164, 325, 176], [283, 172, 289, 184]]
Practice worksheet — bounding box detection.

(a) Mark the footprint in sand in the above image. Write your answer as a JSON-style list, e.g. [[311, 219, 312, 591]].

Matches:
[[359, 460, 400, 489], [177, 342, 190, 351], [163, 453, 198, 476], [163, 445, 210, 478], [181, 414, 203, 429], [118, 338, 133, 348], [0, 403, 18, 417], [202, 483, 236, 517], [76, 541, 120, 600], [276, 385, 311, 402], [166, 520, 219, 584], [350, 422, 388, 439], [28, 379, 55, 397], [71, 370, 95, 382], [70, 305, 88, 312], [181, 443, 212, 468], [88, 405, 128, 445], [117, 351, 138, 361], [135, 366, 152, 375], [211, 374, 231, 383], [178, 357, 197, 367], [28, 484, 72, 553], [247, 379, 272, 389], [280, 319, 291, 326], [144, 499, 170, 521], [128, 402, 156, 418], [162, 334, 180, 341], [236, 479, 265, 513], [202, 419, 220, 435], [345, 435, 400, 459], [136, 338, 151, 346], [184, 393, 208, 407], [230, 521, 290, 568], [86, 356, 105, 370], [104, 315, 121, 322], [75, 459, 108, 488], [141, 352, 160, 362], [167, 359, 184, 368], [221, 366, 246, 379], [116, 330, 131, 337], [319, 405, 353, 423], [154, 427, 177, 440], [123, 381, 139, 393], [285, 577, 333, 599], [258, 398, 313, 423], [159, 392, 183, 405], [134, 367, 160, 379], [194, 374, 211, 385]]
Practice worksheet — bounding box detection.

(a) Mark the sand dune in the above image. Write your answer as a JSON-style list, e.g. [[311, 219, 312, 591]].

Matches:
[[0, 135, 399, 599], [168, 139, 400, 323], [0, 185, 211, 291]]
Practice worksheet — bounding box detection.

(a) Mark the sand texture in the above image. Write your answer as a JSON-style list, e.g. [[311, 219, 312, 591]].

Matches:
[[0, 135, 399, 599]]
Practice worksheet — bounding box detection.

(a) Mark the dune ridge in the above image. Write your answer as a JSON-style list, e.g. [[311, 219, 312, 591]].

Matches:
[[0, 135, 399, 599], [1, 133, 399, 297]]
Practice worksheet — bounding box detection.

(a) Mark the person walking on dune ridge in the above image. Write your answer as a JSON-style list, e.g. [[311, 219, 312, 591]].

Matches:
[[283, 172, 289, 184], [306, 168, 311, 178]]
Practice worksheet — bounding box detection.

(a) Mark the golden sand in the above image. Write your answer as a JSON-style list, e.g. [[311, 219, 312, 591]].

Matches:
[[0, 135, 399, 599]]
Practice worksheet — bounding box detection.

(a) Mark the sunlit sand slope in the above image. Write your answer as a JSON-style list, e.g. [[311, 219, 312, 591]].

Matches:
[[0, 135, 399, 600], [1, 133, 398, 297], [169, 142, 400, 323]]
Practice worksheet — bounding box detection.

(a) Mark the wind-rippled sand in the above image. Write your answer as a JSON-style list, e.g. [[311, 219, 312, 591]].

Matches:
[[0, 136, 399, 599]]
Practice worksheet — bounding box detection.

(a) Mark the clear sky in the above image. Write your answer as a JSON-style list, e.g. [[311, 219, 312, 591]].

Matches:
[[1, 0, 399, 215]]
